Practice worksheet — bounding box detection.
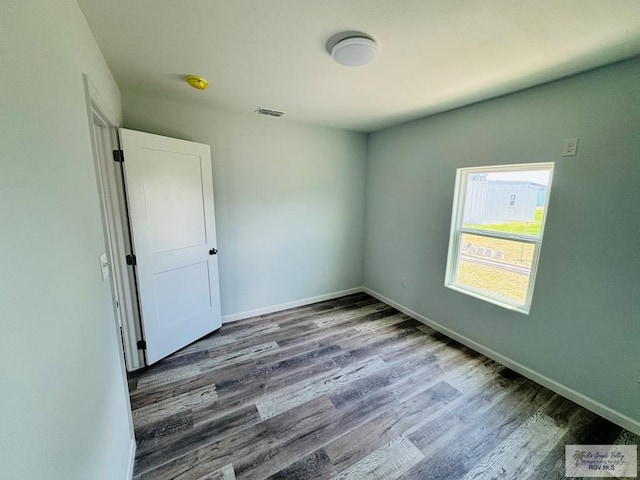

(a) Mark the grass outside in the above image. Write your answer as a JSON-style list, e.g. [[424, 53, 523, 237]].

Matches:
[[464, 207, 544, 236], [457, 262, 530, 304], [455, 210, 544, 304]]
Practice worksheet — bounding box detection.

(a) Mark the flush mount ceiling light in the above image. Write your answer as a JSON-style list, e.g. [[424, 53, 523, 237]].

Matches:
[[330, 36, 378, 67], [185, 75, 208, 90]]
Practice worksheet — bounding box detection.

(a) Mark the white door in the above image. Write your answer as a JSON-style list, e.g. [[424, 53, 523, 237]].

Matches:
[[119, 128, 222, 364]]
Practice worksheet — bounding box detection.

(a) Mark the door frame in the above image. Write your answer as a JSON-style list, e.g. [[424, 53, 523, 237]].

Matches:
[[83, 74, 146, 371]]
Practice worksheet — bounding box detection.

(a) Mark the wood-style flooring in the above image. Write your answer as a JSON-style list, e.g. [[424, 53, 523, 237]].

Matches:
[[128, 293, 638, 480]]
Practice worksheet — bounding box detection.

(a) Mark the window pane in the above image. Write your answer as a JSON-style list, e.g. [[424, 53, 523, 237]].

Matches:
[[455, 233, 536, 305], [462, 169, 550, 237]]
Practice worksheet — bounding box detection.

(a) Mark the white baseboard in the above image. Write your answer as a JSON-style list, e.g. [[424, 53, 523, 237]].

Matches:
[[126, 438, 136, 479], [222, 287, 365, 324], [363, 287, 640, 436]]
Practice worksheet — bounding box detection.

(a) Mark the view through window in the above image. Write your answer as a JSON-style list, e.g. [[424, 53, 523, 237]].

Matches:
[[445, 163, 554, 313]]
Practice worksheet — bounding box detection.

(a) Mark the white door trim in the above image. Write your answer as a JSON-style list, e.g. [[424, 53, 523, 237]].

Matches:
[[83, 74, 137, 478], [83, 75, 145, 372]]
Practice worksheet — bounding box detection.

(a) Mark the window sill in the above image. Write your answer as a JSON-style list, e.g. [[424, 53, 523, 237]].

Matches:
[[445, 282, 530, 315]]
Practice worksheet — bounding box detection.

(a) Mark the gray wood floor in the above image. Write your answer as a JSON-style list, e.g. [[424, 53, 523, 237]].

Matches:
[[128, 293, 638, 480]]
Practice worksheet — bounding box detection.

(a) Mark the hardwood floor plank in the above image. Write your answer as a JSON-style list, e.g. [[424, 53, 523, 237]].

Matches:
[[525, 394, 602, 480], [352, 313, 412, 333], [229, 344, 345, 396], [276, 307, 400, 349], [189, 345, 357, 427], [172, 322, 281, 359], [132, 350, 210, 380], [269, 448, 337, 480], [132, 384, 218, 428], [327, 352, 440, 409], [261, 293, 376, 327], [235, 389, 400, 479], [130, 359, 256, 411], [136, 341, 279, 389], [614, 429, 640, 446], [135, 364, 202, 390], [188, 353, 358, 428], [325, 380, 462, 471], [224, 293, 373, 332], [128, 294, 632, 480], [134, 410, 193, 443], [211, 305, 397, 363], [402, 380, 555, 479], [138, 396, 338, 480], [134, 403, 261, 474], [313, 303, 396, 329], [194, 463, 236, 480], [256, 356, 387, 420], [332, 436, 424, 480], [460, 411, 566, 480], [441, 357, 505, 395], [327, 334, 483, 414], [259, 295, 380, 333]]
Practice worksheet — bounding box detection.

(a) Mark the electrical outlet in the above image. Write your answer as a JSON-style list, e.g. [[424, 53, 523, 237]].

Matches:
[[321, 267, 329, 278], [561, 137, 579, 157], [401, 276, 407, 288]]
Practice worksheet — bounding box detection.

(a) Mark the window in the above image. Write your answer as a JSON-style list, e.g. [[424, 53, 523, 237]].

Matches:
[[445, 162, 554, 314]]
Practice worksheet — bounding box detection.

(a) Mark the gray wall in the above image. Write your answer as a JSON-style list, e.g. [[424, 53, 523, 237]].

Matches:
[[364, 58, 640, 425], [122, 93, 367, 318], [0, 1, 134, 479]]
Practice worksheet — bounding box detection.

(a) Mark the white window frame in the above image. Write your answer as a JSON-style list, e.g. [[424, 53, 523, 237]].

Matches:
[[444, 162, 554, 314]]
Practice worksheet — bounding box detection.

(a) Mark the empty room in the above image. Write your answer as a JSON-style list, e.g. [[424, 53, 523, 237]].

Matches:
[[2, 1, 639, 479]]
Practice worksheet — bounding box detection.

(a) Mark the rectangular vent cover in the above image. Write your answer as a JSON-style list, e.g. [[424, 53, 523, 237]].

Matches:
[[255, 107, 284, 117]]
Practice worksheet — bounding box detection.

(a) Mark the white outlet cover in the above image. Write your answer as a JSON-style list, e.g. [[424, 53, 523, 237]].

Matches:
[[99, 251, 109, 281], [561, 137, 579, 157]]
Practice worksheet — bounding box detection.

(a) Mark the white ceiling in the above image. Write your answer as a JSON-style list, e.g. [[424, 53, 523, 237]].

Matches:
[[77, 0, 640, 132]]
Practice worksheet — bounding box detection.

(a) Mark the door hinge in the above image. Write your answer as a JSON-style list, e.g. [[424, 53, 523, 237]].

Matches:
[[136, 340, 147, 350], [126, 254, 137, 266], [112, 149, 124, 162]]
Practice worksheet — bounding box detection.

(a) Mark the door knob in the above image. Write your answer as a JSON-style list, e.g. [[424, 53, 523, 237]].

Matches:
[[209, 248, 218, 255]]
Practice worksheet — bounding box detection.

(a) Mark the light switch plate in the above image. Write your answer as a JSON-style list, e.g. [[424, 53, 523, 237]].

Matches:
[[99, 251, 109, 281]]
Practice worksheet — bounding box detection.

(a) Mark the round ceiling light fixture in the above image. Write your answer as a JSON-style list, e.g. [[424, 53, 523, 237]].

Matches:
[[185, 75, 208, 90], [330, 36, 378, 67]]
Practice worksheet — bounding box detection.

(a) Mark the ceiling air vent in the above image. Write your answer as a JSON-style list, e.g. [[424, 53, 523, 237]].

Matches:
[[255, 107, 284, 117]]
